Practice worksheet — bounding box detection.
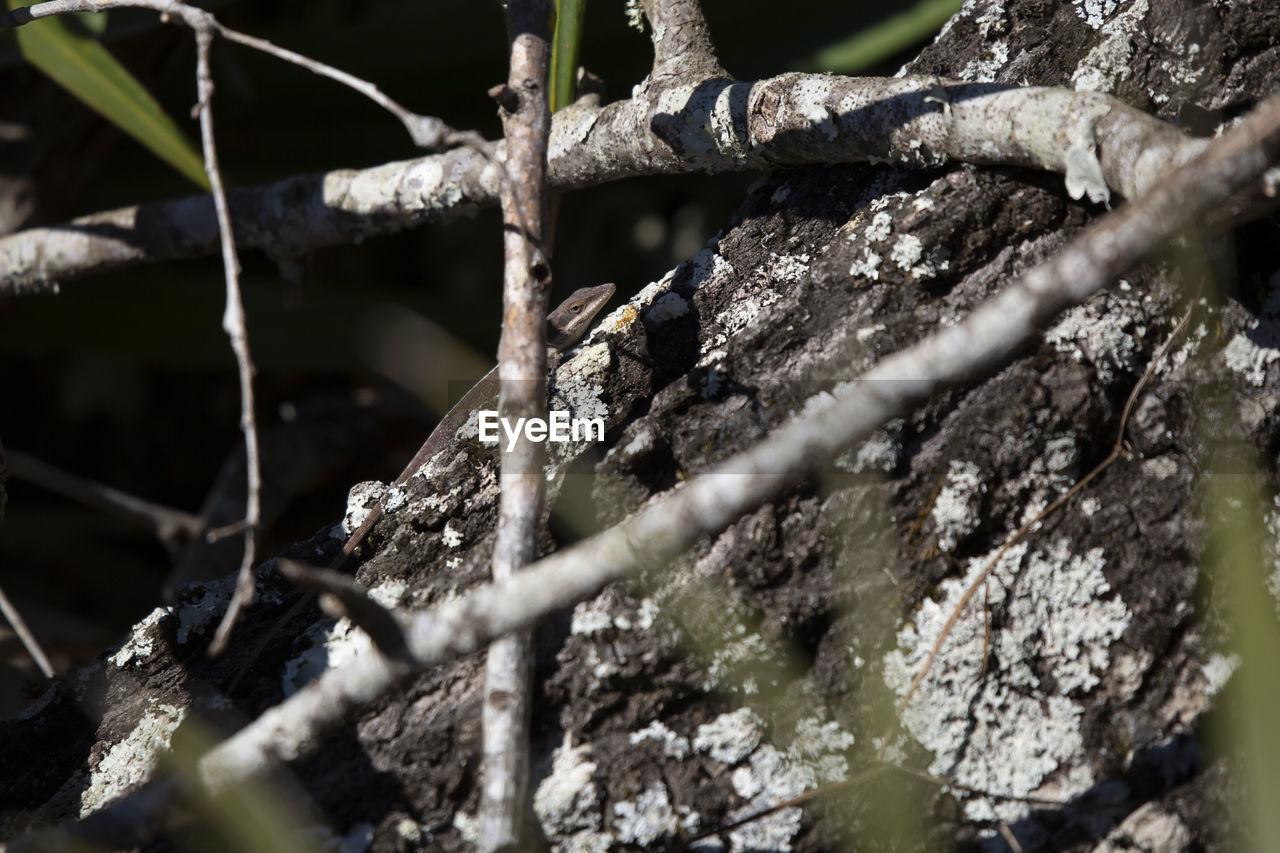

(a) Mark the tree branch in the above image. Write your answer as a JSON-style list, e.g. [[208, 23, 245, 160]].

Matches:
[[480, 0, 554, 849], [0, 76, 1215, 296], [639, 0, 728, 82]]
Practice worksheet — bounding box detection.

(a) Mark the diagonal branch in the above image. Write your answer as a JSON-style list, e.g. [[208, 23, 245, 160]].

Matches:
[[14, 84, 1280, 853]]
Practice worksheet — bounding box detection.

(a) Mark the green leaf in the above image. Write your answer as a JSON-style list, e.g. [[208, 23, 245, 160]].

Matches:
[[550, 0, 587, 113], [801, 0, 963, 73], [5, 2, 210, 189]]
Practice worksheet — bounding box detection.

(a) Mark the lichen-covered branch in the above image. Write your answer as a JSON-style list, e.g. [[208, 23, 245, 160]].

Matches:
[[639, 0, 727, 82], [0, 75, 1206, 295]]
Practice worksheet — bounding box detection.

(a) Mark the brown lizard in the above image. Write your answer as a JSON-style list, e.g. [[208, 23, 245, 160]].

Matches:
[[228, 283, 616, 681]]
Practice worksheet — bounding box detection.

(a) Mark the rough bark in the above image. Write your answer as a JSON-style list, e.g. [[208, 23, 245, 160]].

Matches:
[[3, 0, 1280, 851]]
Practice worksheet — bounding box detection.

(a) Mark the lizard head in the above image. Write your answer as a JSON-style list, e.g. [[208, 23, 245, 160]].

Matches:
[[545, 283, 616, 349]]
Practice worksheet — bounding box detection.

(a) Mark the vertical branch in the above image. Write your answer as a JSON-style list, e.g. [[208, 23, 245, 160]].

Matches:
[[195, 26, 262, 657], [480, 0, 554, 850], [639, 0, 727, 81]]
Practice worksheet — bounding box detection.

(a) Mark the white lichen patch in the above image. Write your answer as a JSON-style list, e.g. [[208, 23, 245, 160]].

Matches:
[[705, 281, 783, 354], [342, 481, 388, 535], [632, 720, 692, 759], [890, 233, 923, 270], [768, 251, 811, 284], [440, 522, 464, 548], [570, 600, 617, 636], [931, 460, 987, 553], [612, 782, 679, 846], [1142, 456, 1179, 481], [281, 616, 374, 697], [1071, 0, 1149, 93], [405, 157, 463, 211], [647, 291, 689, 323], [1095, 802, 1192, 852], [848, 247, 882, 281], [368, 578, 406, 609], [703, 629, 777, 695], [452, 811, 478, 843], [889, 234, 950, 279], [108, 607, 168, 667], [1072, 0, 1119, 29], [864, 211, 894, 243], [1045, 301, 1141, 383], [959, 41, 1009, 82], [693, 708, 764, 764], [727, 746, 807, 851], [721, 716, 853, 853], [535, 734, 605, 844], [1221, 319, 1280, 387], [1201, 652, 1239, 697], [885, 539, 1130, 823], [80, 701, 185, 816], [1042, 435, 1080, 474], [569, 595, 659, 637], [837, 420, 903, 474], [1159, 40, 1206, 88]]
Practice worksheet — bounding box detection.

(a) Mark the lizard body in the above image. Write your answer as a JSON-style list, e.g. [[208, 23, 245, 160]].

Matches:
[[229, 283, 615, 680]]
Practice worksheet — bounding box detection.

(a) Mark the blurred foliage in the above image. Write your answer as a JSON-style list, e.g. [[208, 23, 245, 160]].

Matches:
[[1204, 459, 1280, 848], [2, 0, 209, 188], [550, 0, 588, 112], [801, 0, 962, 72]]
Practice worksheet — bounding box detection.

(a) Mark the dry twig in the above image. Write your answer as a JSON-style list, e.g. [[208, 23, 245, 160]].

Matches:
[[479, 0, 555, 848]]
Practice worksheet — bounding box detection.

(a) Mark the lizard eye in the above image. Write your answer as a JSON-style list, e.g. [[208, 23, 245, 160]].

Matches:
[[571, 304, 582, 313]]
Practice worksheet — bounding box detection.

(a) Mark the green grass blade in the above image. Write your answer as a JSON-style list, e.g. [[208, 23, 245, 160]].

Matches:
[[6, 3, 210, 189], [550, 0, 587, 113], [801, 0, 962, 73]]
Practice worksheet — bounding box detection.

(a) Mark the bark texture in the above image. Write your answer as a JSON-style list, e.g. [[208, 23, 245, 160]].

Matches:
[[3, 0, 1280, 851]]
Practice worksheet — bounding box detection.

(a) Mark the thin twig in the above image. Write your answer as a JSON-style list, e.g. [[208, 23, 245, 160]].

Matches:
[[479, 1, 554, 849], [898, 308, 1195, 709], [212, 26, 477, 152], [0, 0, 265, 657], [187, 21, 262, 658], [0, 582, 55, 678], [6, 449, 203, 549]]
